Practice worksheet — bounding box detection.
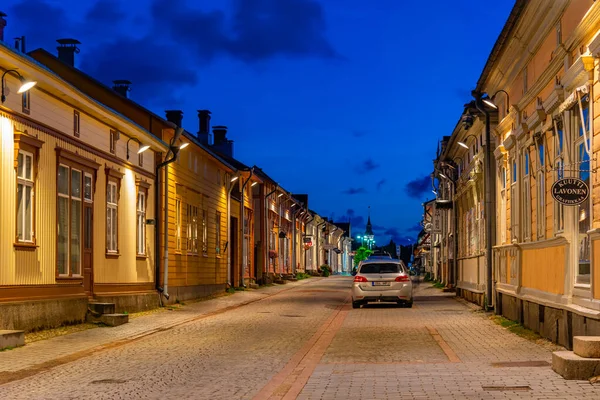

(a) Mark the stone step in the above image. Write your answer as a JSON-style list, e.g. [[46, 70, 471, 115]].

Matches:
[[574, 336, 600, 358], [88, 302, 116, 315], [0, 330, 25, 350], [100, 313, 129, 327], [552, 350, 600, 380]]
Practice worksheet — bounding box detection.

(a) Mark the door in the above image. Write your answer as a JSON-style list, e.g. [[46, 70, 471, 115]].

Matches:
[[230, 217, 238, 287], [83, 173, 94, 295]]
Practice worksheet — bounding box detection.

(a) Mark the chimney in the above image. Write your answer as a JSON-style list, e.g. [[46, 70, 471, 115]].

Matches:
[[212, 126, 233, 157], [165, 110, 183, 127], [112, 80, 131, 98], [197, 110, 211, 145], [57, 38, 81, 67], [0, 12, 7, 42]]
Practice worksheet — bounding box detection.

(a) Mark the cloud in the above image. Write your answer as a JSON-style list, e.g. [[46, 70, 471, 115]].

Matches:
[[355, 158, 379, 174], [407, 223, 423, 232], [352, 130, 368, 138], [405, 175, 431, 199], [376, 179, 386, 191], [341, 187, 367, 195]]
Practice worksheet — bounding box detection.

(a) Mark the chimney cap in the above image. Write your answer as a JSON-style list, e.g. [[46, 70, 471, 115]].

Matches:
[[198, 109, 211, 114], [113, 79, 132, 85], [0, 11, 7, 17], [212, 125, 228, 130], [57, 38, 81, 45]]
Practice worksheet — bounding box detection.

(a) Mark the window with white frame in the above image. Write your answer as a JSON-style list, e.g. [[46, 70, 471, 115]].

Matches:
[[536, 134, 546, 239], [187, 204, 198, 254], [575, 102, 590, 284], [202, 209, 208, 255], [136, 191, 146, 255], [17, 150, 34, 243], [176, 198, 181, 251], [58, 164, 83, 275], [510, 157, 518, 241], [499, 165, 507, 244], [554, 124, 565, 233], [522, 148, 531, 241], [106, 181, 118, 253]]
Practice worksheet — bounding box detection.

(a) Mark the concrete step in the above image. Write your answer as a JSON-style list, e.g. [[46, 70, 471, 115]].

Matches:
[[88, 302, 116, 315], [574, 336, 600, 358], [552, 350, 600, 380], [0, 330, 25, 350], [100, 313, 129, 327]]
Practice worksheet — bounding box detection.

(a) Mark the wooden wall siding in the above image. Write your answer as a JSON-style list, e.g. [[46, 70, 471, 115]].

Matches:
[[0, 113, 156, 286], [521, 245, 565, 295], [162, 131, 231, 288]]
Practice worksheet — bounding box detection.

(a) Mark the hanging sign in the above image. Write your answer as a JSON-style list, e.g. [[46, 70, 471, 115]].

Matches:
[[551, 178, 589, 206], [432, 204, 442, 234]]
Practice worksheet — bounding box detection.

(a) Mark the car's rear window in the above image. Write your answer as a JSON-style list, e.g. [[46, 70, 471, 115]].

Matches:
[[359, 263, 403, 274]]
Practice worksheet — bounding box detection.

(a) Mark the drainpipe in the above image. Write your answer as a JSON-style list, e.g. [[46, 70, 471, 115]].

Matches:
[[155, 127, 184, 301], [265, 187, 277, 281], [227, 173, 239, 287], [239, 168, 254, 287], [291, 206, 303, 275]]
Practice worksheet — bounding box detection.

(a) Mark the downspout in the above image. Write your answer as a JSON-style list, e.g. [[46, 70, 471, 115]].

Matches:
[[239, 168, 254, 287], [155, 127, 184, 301], [227, 173, 239, 287], [265, 188, 277, 280]]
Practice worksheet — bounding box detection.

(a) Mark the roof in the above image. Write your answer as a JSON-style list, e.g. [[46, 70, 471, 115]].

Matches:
[[28, 47, 237, 171], [0, 41, 168, 151]]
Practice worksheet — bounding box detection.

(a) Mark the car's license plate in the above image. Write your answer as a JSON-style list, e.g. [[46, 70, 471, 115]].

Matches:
[[372, 282, 390, 286]]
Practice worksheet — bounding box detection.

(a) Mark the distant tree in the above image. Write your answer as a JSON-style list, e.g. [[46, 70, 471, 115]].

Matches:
[[353, 246, 373, 267]]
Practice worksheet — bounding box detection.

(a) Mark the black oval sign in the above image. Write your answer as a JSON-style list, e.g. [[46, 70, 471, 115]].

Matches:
[[551, 178, 589, 206]]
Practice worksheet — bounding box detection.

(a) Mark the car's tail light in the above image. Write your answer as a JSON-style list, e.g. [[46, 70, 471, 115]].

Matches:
[[354, 275, 368, 282], [395, 275, 410, 282]]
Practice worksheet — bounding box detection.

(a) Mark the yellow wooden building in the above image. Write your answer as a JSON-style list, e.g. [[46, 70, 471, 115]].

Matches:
[[0, 41, 167, 330], [435, 0, 600, 347]]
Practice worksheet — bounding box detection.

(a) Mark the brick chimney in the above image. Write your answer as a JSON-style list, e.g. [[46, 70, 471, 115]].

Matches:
[[112, 80, 131, 98], [57, 38, 81, 67], [0, 12, 7, 42], [165, 110, 183, 127], [197, 110, 211, 145], [212, 126, 233, 157]]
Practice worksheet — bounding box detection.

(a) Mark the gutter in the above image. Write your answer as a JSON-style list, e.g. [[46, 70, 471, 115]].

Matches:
[[155, 127, 184, 302]]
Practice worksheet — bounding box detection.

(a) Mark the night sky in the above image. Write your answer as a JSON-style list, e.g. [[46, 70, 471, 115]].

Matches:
[[2, 0, 514, 245]]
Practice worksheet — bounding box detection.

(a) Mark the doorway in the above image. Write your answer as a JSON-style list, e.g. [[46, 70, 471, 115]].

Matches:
[[230, 216, 238, 287]]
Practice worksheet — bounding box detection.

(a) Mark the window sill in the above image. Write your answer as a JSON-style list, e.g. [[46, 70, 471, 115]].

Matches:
[[203, 253, 208, 258], [136, 255, 148, 260], [187, 252, 199, 257], [14, 242, 38, 250], [105, 252, 120, 259], [56, 276, 83, 281]]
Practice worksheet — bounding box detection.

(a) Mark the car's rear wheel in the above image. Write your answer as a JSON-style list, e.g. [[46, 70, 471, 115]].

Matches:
[[405, 299, 413, 308], [352, 301, 361, 309]]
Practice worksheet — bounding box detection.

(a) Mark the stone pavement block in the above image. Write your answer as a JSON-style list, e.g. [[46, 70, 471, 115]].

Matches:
[[0, 330, 24, 349], [552, 350, 600, 380], [574, 336, 600, 358]]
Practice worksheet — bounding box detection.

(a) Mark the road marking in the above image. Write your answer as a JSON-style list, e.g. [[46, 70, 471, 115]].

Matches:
[[426, 326, 461, 363], [252, 297, 350, 400]]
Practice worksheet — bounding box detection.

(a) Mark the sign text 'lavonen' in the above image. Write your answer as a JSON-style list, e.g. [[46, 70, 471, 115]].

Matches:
[[551, 178, 589, 206]]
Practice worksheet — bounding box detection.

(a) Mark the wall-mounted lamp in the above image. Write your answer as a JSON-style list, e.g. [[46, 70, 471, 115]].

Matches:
[[277, 193, 284, 198], [126, 137, 150, 160], [178, 142, 189, 150], [457, 134, 478, 149], [438, 172, 448, 179], [230, 176, 239, 183], [291, 203, 296, 208], [1, 69, 37, 103], [251, 181, 258, 187]]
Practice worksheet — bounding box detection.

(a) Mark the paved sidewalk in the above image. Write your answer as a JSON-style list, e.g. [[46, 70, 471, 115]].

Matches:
[[0, 278, 318, 377]]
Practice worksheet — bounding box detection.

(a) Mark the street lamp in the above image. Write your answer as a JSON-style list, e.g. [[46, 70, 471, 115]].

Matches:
[[126, 137, 151, 160], [457, 134, 478, 149], [470, 90, 498, 310], [482, 89, 510, 116], [1, 69, 37, 103]]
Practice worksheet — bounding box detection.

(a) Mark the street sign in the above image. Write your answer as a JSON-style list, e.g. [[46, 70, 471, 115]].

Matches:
[[432, 204, 442, 234], [551, 178, 589, 206]]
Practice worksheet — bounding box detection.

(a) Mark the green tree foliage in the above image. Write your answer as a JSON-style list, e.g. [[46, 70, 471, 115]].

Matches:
[[353, 246, 373, 267]]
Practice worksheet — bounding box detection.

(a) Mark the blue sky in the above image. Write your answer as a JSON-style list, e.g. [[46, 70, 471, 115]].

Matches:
[[2, 0, 514, 244]]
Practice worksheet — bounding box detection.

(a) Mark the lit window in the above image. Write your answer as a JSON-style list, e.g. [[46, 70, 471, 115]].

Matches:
[[16, 150, 34, 242]]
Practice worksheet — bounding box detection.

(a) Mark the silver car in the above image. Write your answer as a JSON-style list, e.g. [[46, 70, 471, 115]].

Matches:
[[351, 259, 413, 308]]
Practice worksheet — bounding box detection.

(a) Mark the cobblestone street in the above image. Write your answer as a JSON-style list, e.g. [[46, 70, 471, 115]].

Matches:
[[2, 276, 600, 399]]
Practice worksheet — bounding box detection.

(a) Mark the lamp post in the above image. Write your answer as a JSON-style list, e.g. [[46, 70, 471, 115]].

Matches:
[[471, 90, 497, 310], [457, 134, 479, 150]]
